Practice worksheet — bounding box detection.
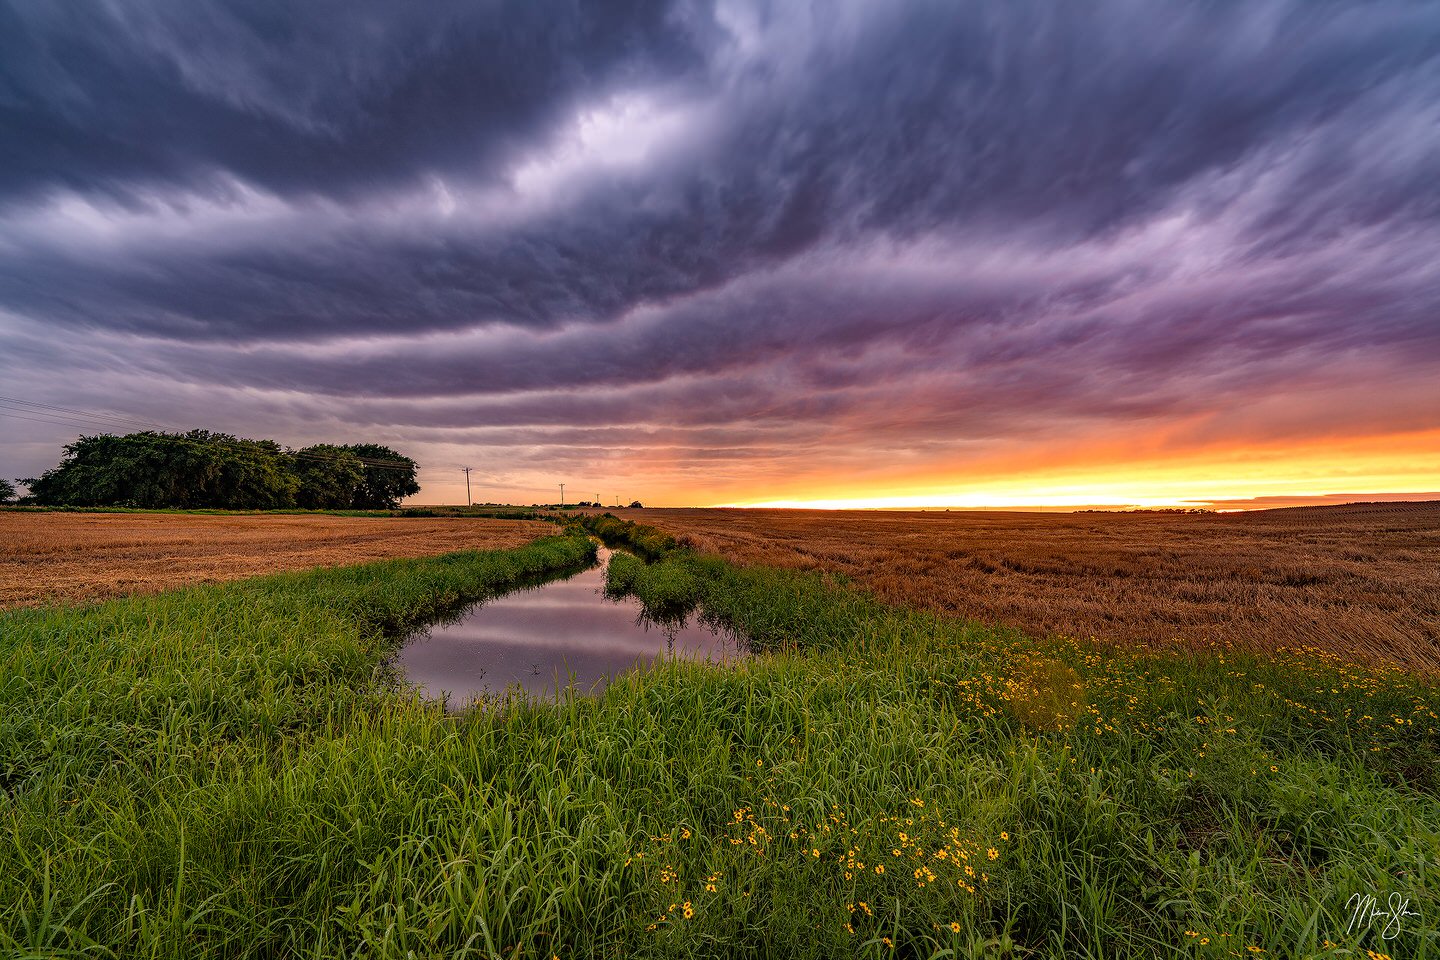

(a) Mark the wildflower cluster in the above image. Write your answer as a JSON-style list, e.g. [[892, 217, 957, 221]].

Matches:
[[939, 631, 1436, 773], [623, 794, 1012, 942], [1183, 928, 1284, 956]]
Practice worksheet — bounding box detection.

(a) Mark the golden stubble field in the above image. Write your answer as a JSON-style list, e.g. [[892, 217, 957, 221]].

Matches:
[[8, 503, 1438, 670], [0, 512, 551, 608], [629, 501, 1440, 671]]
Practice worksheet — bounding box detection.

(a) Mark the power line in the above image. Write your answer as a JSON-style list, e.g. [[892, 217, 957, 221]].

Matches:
[[0, 395, 165, 432], [0, 396, 417, 471], [0, 404, 157, 434], [1, 394, 621, 501], [0, 411, 112, 431], [0, 396, 410, 466]]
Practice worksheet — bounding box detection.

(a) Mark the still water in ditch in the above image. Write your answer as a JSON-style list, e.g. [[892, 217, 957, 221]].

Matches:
[[395, 546, 744, 709]]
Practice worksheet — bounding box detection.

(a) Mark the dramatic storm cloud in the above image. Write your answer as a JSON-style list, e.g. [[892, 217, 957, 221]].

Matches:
[[2, 0, 1438, 506]]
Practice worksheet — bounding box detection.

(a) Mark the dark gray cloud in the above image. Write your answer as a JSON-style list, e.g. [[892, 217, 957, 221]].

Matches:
[[2, 0, 1439, 503], [0, 0, 714, 205]]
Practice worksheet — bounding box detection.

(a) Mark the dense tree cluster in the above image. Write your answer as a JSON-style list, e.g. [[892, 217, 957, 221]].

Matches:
[[22, 431, 419, 510]]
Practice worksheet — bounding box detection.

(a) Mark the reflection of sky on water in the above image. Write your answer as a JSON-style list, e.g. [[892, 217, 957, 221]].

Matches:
[[396, 548, 743, 708]]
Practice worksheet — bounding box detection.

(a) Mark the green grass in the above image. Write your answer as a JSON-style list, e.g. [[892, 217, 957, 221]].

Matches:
[[1, 529, 1436, 958], [584, 512, 680, 561]]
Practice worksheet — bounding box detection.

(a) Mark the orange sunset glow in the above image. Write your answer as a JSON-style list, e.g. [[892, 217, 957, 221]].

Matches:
[[719, 430, 1440, 511]]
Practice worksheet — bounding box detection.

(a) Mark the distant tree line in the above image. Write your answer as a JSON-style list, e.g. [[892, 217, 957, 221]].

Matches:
[[1076, 507, 1215, 514], [19, 431, 420, 510]]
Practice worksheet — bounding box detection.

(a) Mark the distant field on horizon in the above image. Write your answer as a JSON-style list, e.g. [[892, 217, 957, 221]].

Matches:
[[0, 512, 551, 608], [634, 501, 1440, 671]]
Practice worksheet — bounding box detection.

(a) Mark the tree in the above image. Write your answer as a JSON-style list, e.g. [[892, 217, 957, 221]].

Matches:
[[629, 500, 644, 509], [0, 478, 16, 503], [25, 431, 300, 508], [339, 444, 420, 509], [25, 431, 420, 510], [291, 445, 365, 510], [186, 431, 297, 509]]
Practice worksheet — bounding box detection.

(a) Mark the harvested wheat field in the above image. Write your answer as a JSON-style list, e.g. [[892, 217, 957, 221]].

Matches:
[[0, 511, 551, 608], [633, 501, 1440, 670]]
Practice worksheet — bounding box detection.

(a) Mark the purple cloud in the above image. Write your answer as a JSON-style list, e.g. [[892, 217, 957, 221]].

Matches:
[[2, 1, 1438, 503]]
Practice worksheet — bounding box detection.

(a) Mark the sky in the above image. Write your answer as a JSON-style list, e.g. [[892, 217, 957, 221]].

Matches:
[[1, 0, 1438, 509]]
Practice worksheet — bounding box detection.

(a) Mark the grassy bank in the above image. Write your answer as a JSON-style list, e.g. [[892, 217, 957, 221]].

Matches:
[[583, 511, 680, 561], [606, 550, 1439, 956], [627, 505, 1440, 672], [2, 526, 1436, 957]]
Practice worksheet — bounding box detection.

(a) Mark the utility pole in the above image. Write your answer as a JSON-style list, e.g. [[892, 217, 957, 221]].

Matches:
[[461, 466, 472, 506], [558, 482, 565, 507]]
